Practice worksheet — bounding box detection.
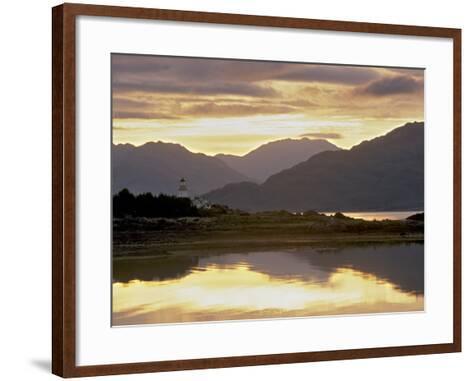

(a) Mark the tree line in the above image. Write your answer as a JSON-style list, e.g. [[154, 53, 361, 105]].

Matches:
[[113, 188, 199, 218]]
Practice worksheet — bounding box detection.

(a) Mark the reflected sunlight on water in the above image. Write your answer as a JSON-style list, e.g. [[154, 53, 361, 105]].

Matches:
[[113, 257, 423, 326], [324, 211, 422, 221]]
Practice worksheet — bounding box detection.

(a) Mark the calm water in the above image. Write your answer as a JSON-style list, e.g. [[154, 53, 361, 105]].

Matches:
[[113, 243, 424, 326], [323, 211, 422, 221]]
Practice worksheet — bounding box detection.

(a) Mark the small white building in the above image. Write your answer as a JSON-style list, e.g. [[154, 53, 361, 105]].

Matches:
[[193, 196, 211, 209], [177, 178, 189, 198]]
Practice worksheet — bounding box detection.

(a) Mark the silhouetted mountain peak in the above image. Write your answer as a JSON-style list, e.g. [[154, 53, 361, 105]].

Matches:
[[350, 121, 423, 153], [112, 141, 250, 196], [205, 122, 424, 212], [215, 138, 339, 182]]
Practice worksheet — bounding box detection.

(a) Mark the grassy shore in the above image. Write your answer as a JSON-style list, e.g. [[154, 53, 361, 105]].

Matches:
[[113, 211, 423, 258]]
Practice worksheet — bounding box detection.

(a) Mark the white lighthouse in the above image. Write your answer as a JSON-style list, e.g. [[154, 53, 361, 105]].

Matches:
[[177, 178, 189, 198]]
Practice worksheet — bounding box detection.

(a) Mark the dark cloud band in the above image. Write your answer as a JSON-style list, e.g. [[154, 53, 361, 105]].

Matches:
[[299, 132, 343, 139], [112, 54, 424, 121], [356, 75, 423, 96], [113, 81, 277, 97]]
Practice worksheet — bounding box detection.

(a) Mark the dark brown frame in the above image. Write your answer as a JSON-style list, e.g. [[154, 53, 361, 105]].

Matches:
[[52, 2, 462, 378]]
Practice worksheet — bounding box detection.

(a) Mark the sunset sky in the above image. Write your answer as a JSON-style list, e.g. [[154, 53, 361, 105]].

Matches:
[[112, 54, 424, 155]]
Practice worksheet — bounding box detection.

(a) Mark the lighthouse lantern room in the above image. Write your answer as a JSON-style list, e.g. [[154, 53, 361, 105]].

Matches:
[[178, 178, 189, 198]]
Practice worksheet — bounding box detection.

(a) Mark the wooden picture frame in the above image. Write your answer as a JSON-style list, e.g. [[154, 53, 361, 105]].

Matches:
[[52, 2, 461, 377]]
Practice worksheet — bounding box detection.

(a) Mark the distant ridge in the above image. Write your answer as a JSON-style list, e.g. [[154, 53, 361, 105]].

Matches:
[[216, 138, 339, 182], [112, 141, 250, 196], [204, 122, 424, 212]]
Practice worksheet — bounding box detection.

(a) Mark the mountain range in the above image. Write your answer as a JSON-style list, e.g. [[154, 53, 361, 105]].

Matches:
[[204, 122, 424, 212], [112, 142, 250, 196], [112, 138, 339, 196], [216, 138, 339, 182]]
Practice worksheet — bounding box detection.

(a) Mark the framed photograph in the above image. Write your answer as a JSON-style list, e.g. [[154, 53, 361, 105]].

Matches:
[[52, 3, 461, 377]]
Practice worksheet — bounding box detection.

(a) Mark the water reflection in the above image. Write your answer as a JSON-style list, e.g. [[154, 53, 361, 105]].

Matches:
[[324, 211, 421, 221], [113, 243, 424, 325]]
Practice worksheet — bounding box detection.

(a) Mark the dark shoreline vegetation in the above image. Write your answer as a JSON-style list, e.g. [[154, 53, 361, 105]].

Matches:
[[112, 189, 424, 258]]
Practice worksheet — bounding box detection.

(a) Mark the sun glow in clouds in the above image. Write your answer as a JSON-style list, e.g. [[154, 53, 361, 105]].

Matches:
[[112, 54, 424, 155]]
